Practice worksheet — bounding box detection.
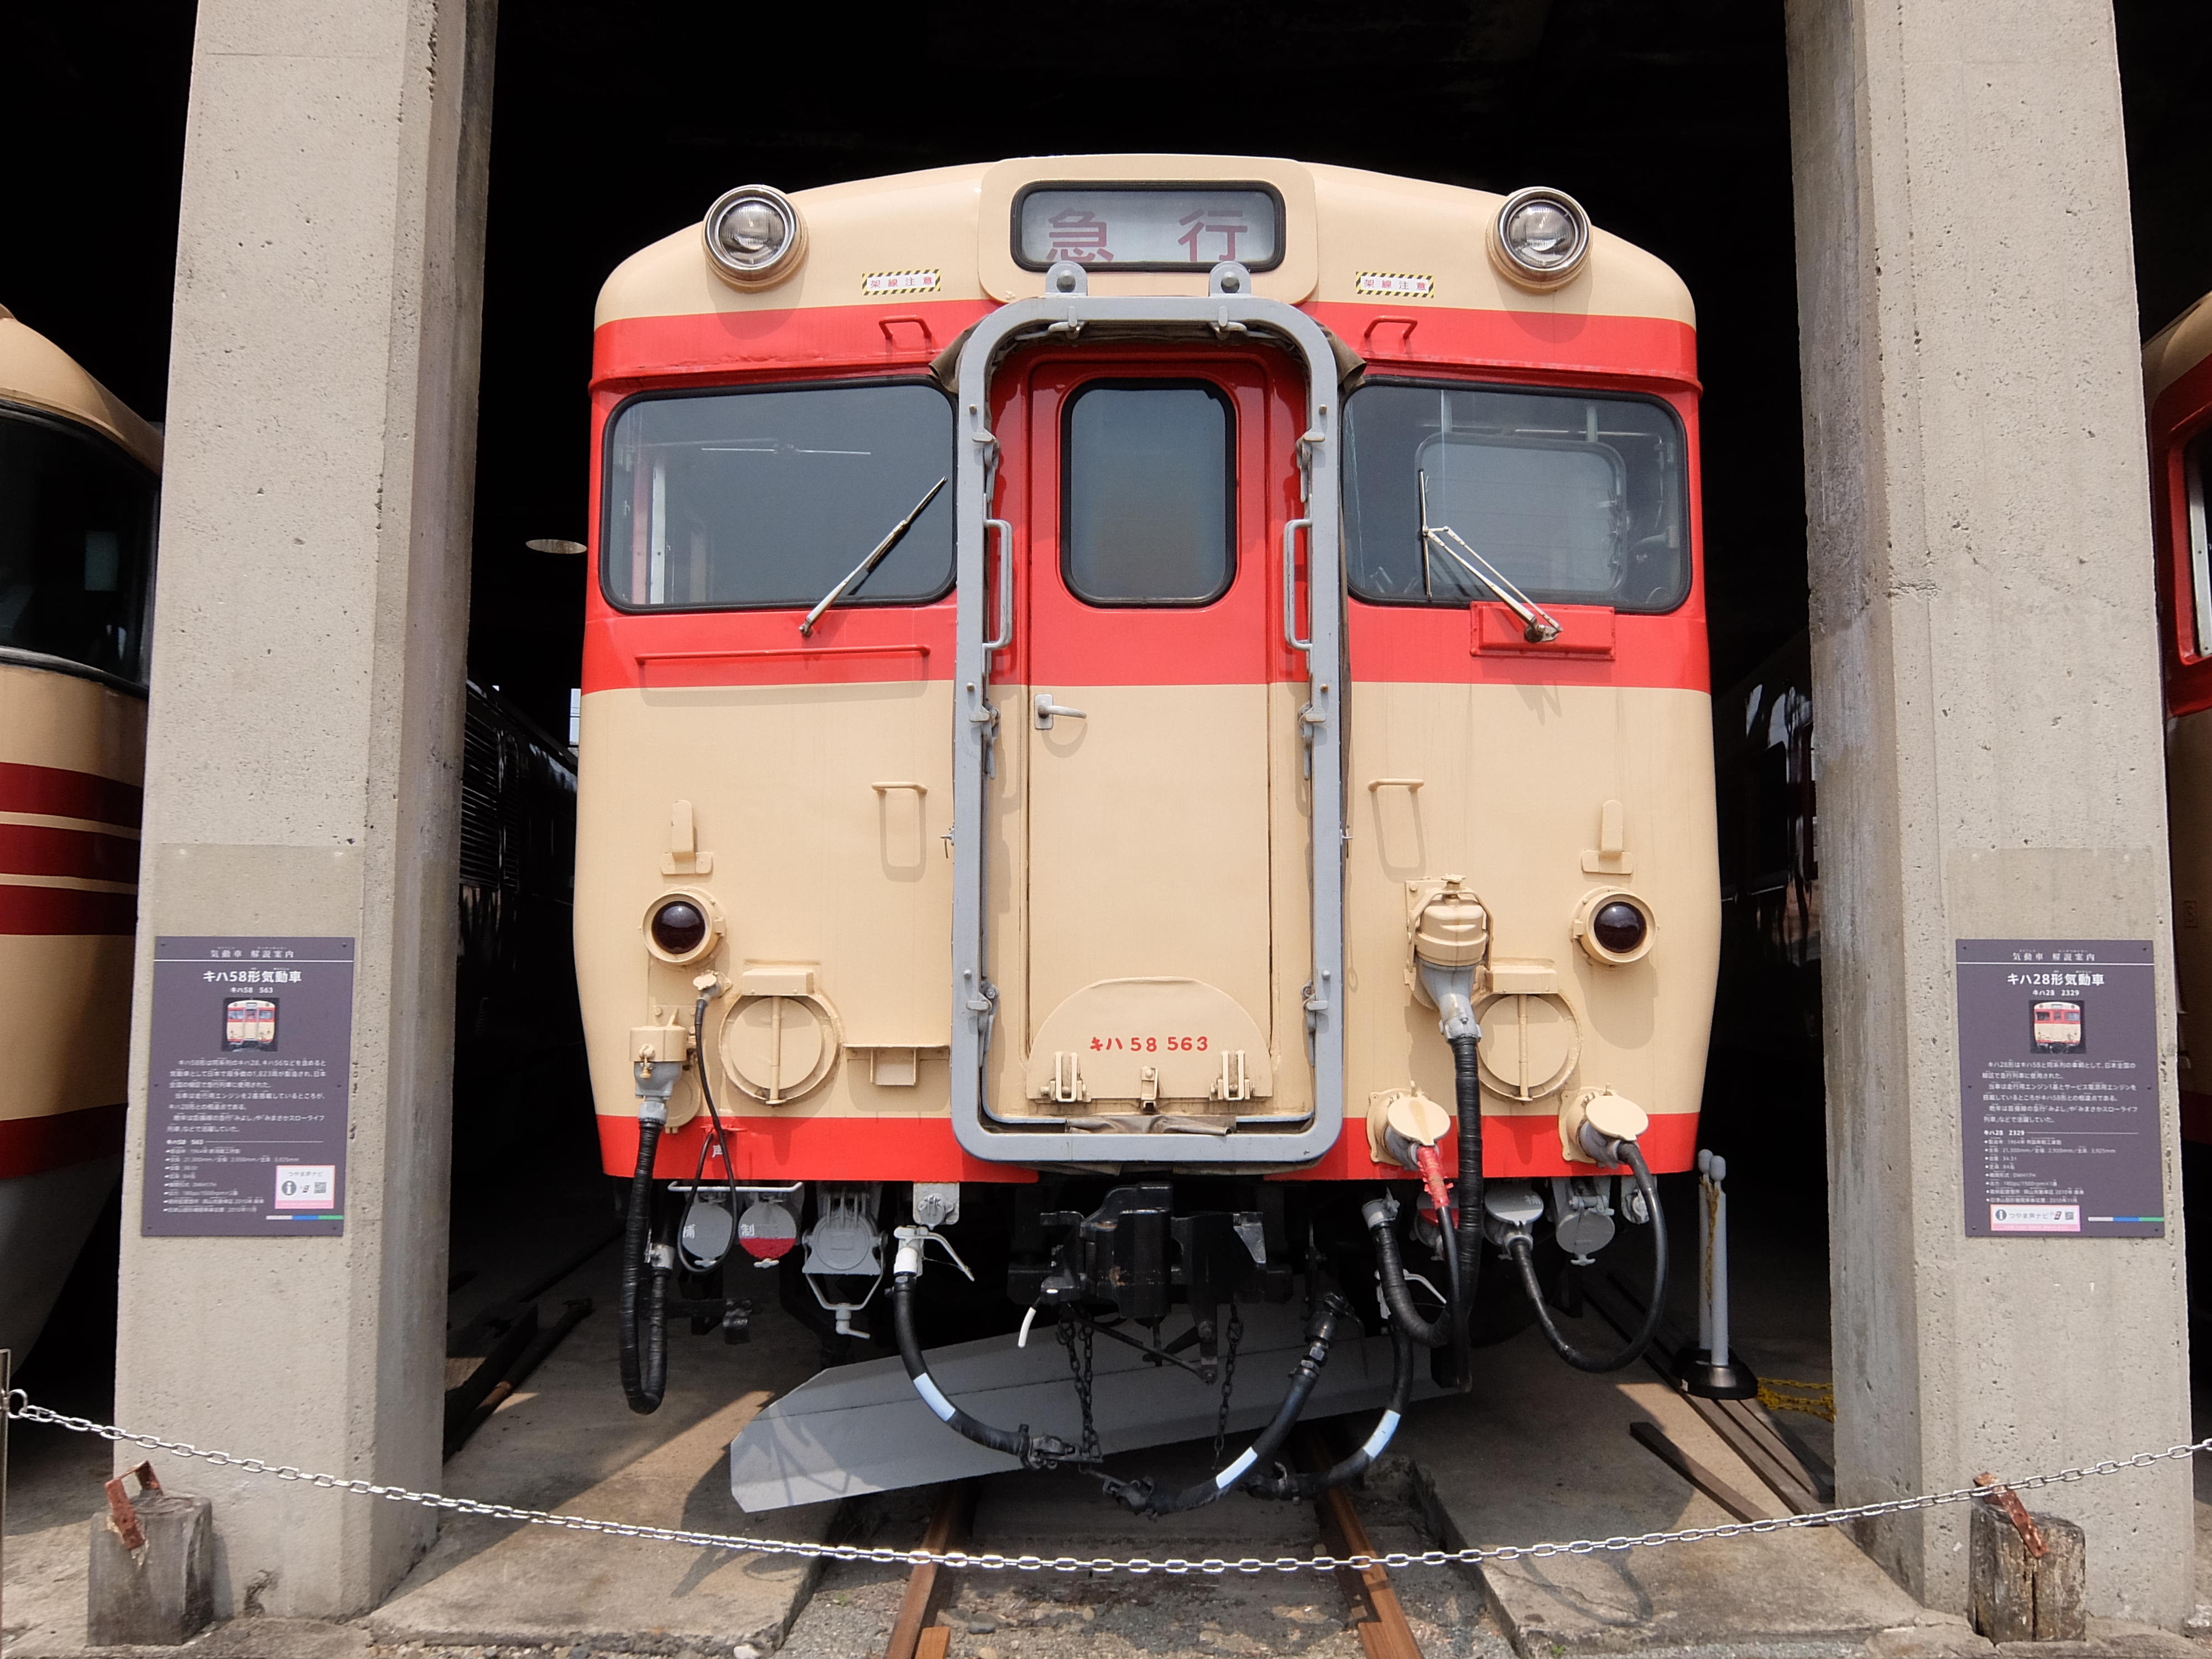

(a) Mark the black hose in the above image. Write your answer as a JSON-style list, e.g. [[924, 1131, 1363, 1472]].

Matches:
[[1246, 1318, 1414, 1500], [680, 992, 742, 1274], [1448, 1032, 1482, 1389], [891, 1269, 1067, 1467], [1114, 1296, 1350, 1516], [1512, 1139, 1668, 1373], [618, 1112, 670, 1414], [687, 993, 737, 1188], [1371, 1205, 1452, 1348]]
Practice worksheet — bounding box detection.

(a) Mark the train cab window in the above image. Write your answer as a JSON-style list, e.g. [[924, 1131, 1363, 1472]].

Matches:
[[2185, 431, 2211, 659], [602, 382, 954, 611], [1062, 381, 1234, 606], [0, 407, 157, 685], [1343, 382, 1688, 612]]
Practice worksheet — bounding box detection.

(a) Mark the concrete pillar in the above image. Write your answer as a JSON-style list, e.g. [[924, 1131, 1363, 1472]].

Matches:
[[1785, 0, 2192, 1624], [113, 0, 494, 1618]]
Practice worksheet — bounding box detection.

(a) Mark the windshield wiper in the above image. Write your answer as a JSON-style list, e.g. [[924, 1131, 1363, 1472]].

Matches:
[[799, 477, 948, 637], [1417, 469, 1562, 643]]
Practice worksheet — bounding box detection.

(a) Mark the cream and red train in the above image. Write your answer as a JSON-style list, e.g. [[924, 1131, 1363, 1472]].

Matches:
[[576, 156, 1718, 1501], [0, 307, 156, 1361], [2148, 295, 2212, 1149]]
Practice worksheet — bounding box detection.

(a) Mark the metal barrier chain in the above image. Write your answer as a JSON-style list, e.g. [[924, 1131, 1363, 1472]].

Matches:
[[8, 1389, 2206, 1578]]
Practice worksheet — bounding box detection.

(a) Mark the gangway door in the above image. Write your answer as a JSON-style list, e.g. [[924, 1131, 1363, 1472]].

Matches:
[[1005, 356, 1298, 1123]]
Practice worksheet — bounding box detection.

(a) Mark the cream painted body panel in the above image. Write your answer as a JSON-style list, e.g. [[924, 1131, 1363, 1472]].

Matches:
[[580, 674, 1717, 1139], [1344, 681, 1718, 1124], [0, 661, 144, 1126], [2166, 706, 2212, 1088], [577, 680, 958, 1126]]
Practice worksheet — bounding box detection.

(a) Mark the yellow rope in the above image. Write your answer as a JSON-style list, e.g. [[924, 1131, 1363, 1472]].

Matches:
[[1756, 1376, 1837, 1422]]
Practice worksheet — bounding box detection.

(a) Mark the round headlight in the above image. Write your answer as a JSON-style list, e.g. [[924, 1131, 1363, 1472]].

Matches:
[[1490, 186, 1592, 289], [643, 890, 722, 964], [1572, 888, 1656, 966], [702, 185, 806, 289], [1592, 901, 1647, 955]]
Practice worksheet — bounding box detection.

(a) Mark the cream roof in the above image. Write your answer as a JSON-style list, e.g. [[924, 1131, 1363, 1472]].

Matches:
[[0, 306, 162, 474], [596, 156, 1694, 334]]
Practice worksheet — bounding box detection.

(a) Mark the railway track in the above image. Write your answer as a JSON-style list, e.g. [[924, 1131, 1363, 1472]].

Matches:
[[881, 1428, 1428, 1659]]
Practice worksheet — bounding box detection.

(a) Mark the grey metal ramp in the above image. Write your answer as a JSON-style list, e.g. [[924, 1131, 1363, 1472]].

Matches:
[[730, 1301, 1434, 1510]]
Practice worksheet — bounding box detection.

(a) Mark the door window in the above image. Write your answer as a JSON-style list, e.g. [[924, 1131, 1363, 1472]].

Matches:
[[1061, 381, 1234, 607]]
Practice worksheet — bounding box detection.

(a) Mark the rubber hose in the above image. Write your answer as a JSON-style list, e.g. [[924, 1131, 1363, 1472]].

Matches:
[[1371, 1209, 1453, 1349], [891, 1271, 1036, 1463], [1245, 1319, 1415, 1500], [1126, 1298, 1348, 1516], [1449, 1031, 1483, 1390], [1513, 1139, 1668, 1373], [618, 1116, 669, 1414]]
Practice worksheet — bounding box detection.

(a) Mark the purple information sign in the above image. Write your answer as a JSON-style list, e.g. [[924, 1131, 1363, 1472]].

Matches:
[[1956, 938, 2163, 1239], [143, 936, 356, 1237]]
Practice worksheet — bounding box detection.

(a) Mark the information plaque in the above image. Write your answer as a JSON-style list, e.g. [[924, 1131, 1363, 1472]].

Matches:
[[1956, 938, 2163, 1238], [143, 936, 356, 1237]]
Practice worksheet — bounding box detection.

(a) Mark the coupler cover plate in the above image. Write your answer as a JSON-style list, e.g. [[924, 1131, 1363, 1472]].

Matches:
[[729, 1300, 1432, 1510]]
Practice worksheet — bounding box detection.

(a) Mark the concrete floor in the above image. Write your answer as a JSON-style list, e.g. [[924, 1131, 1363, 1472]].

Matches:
[[8, 1196, 2212, 1657]]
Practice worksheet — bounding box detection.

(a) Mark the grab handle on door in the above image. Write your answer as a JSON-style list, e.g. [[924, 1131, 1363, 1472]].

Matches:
[[1282, 517, 1313, 654], [983, 519, 1014, 654], [1034, 694, 1087, 731]]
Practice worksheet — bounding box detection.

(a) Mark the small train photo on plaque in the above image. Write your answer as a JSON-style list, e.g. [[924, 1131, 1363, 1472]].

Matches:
[[2030, 998, 2083, 1053], [222, 996, 278, 1052]]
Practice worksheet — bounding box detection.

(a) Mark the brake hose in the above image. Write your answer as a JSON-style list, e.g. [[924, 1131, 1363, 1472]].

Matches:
[[891, 1240, 1073, 1470], [625, 990, 744, 1406], [1246, 1314, 1412, 1500], [1447, 1031, 1481, 1386], [1369, 1199, 1451, 1347], [1511, 1137, 1668, 1373], [1368, 1033, 1484, 1382], [1109, 1296, 1351, 1516], [617, 1098, 670, 1415]]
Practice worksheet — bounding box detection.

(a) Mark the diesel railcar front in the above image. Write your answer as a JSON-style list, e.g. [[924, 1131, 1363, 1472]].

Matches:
[[574, 157, 1719, 1506]]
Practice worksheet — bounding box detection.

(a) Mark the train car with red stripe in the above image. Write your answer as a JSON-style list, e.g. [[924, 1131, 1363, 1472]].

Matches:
[[2147, 295, 2212, 1146], [0, 305, 155, 1360], [576, 158, 1719, 1507]]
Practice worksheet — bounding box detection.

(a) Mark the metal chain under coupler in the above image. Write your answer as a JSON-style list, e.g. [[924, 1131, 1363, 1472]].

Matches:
[[1059, 1309, 1101, 1465], [1211, 1305, 1244, 1471]]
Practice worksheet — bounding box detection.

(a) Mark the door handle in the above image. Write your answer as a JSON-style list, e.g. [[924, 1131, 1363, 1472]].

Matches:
[[983, 519, 1014, 654], [1282, 517, 1313, 653], [1034, 694, 1087, 731]]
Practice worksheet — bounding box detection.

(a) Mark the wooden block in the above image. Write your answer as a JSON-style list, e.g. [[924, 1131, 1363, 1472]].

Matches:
[[1969, 1501, 2086, 1642], [88, 1488, 216, 1646]]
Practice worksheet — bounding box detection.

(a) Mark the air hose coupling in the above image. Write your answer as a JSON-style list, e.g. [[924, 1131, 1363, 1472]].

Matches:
[[1411, 877, 1488, 1041], [1561, 1087, 1650, 1168]]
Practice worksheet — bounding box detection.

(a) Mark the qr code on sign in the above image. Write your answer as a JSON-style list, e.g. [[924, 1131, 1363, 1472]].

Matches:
[[274, 1164, 336, 1210]]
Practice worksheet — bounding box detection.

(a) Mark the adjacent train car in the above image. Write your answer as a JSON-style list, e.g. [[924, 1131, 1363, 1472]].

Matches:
[[0, 305, 157, 1360], [2147, 293, 2212, 1145], [576, 157, 1720, 1501]]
